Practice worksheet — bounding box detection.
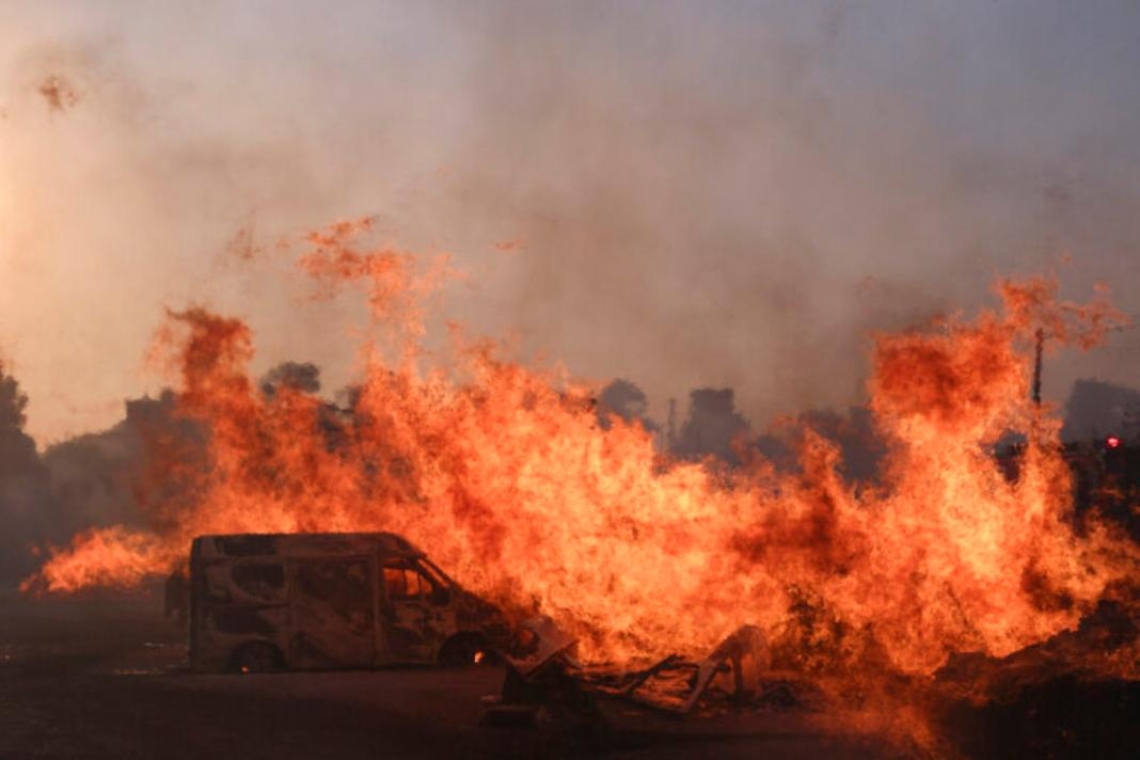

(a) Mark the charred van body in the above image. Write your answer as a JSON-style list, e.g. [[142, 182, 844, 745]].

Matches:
[[188, 532, 510, 672]]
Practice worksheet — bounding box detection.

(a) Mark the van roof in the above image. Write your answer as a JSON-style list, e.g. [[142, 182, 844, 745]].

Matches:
[[191, 532, 424, 560]]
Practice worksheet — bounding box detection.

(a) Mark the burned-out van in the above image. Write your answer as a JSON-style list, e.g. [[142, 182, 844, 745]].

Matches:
[[189, 532, 510, 673]]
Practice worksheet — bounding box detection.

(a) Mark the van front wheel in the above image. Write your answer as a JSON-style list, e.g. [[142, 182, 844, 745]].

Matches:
[[438, 633, 489, 667]]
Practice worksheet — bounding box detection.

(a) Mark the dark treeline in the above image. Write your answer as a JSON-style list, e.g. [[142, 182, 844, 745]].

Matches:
[[0, 364, 51, 582], [3, 362, 1140, 588]]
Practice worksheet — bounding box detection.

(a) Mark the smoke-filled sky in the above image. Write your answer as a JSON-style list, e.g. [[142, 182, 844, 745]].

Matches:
[[2, 0, 1140, 445]]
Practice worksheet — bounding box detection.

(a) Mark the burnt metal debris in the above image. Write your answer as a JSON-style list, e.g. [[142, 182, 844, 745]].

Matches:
[[485, 618, 779, 724]]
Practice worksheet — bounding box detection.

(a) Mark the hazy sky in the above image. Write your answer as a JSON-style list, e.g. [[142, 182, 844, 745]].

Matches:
[[3, 0, 1140, 444]]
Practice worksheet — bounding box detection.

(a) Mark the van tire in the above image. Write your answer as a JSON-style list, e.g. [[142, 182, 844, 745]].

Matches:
[[231, 642, 285, 673], [438, 633, 489, 667]]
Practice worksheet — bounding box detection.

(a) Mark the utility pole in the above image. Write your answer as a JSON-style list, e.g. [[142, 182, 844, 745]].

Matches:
[[666, 398, 677, 453], [1032, 328, 1044, 407]]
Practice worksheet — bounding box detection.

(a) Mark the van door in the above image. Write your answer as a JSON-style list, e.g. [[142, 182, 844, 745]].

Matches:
[[379, 560, 455, 663], [288, 557, 376, 669]]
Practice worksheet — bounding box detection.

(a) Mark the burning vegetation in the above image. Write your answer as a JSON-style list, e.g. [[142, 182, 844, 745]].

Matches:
[[19, 221, 1140, 716]]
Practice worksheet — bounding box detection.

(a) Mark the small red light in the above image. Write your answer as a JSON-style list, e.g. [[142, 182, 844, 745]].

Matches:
[[1106, 436, 1121, 449]]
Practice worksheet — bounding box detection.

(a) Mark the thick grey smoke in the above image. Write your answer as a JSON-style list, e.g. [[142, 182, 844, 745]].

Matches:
[[1, 0, 1139, 446]]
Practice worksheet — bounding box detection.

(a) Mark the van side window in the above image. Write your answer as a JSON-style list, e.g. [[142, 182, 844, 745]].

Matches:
[[383, 563, 433, 601], [231, 562, 286, 602], [205, 561, 285, 604], [294, 559, 372, 630]]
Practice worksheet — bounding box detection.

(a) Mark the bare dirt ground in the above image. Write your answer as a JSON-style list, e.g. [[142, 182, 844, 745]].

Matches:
[[0, 595, 903, 759]]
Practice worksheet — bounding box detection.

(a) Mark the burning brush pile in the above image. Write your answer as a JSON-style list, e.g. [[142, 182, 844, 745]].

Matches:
[[22, 219, 1140, 751]]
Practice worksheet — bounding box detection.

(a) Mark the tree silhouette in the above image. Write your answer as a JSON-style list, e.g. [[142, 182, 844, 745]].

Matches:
[[597, 379, 658, 433], [260, 361, 321, 397], [0, 362, 51, 583], [0, 363, 28, 433], [672, 388, 750, 464]]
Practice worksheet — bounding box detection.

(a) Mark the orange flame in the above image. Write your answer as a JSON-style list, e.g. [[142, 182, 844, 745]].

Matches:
[[28, 222, 1139, 676]]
